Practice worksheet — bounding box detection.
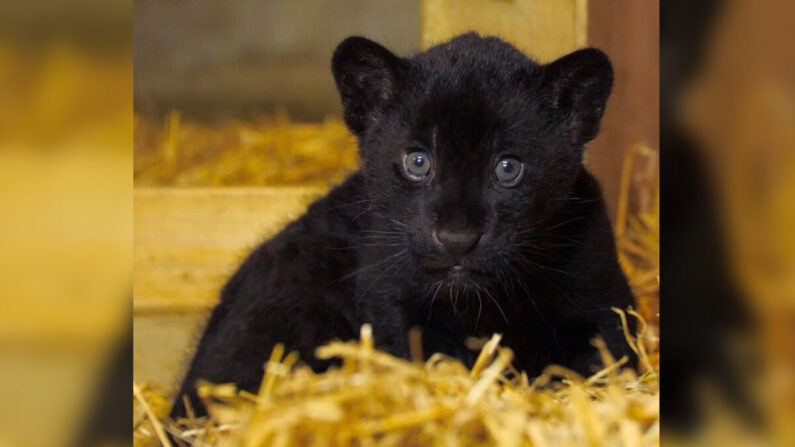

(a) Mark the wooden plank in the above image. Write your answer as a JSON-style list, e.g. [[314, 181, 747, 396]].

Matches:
[[133, 187, 323, 314], [420, 0, 587, 62], [134, 312, 208, 390]]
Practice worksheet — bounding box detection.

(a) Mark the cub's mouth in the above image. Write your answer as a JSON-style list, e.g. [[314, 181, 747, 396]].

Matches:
[[422, 262, 488, 285]]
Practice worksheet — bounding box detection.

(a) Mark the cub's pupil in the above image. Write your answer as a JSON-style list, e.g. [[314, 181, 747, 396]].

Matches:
[[405, 151, 430, 178], [495, 158, 522, 184]]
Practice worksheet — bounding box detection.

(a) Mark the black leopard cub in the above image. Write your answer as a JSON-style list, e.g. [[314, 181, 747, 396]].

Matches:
[[171, 33, 636, 418]]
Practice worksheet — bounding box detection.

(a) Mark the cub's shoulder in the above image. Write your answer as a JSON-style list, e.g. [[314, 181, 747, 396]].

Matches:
[[225, 172, 367, 293]]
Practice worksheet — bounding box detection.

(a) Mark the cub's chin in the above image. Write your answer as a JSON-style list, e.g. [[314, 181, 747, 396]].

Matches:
[[421, 262, 490, 290]]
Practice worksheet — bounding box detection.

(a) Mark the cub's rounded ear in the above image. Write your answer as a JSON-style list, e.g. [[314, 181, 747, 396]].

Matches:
[[332, 36, 408, 137], [541, 48, 613, 145]]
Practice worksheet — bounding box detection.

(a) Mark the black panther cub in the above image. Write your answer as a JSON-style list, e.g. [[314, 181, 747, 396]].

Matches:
[[171, 33, 636, 418]]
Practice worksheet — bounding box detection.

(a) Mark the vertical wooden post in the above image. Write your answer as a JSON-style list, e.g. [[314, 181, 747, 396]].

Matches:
[[420, 0, 587, 62]]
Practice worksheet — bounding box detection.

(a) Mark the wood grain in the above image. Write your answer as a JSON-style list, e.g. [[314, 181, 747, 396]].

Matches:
[[134, 187, 323, 314], [420, 0, 587, 62]]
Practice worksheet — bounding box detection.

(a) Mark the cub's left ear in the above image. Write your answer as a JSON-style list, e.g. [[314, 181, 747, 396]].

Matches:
[[332, 36, 408, 137], [541, 48, 613, 145]]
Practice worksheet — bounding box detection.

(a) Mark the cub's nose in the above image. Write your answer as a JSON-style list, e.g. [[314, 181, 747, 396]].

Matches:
[[433, 229, 482, 256]]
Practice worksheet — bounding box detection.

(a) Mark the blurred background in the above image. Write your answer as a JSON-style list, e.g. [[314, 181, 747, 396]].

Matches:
[[0, 1, 131, 446], [661, 0, 795, 445]]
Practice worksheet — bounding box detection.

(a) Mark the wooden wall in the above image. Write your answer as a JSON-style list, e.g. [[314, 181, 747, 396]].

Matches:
[[587, 0, 660, 218], [421, 0, 587, 62]]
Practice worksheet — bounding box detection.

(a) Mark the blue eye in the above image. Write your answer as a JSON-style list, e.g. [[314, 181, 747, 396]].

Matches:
[[403, 151, 431, 180], [494, 157, 524, 186]]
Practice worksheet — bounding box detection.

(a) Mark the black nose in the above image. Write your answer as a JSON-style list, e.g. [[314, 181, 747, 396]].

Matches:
[[433, 229, 481, 256]]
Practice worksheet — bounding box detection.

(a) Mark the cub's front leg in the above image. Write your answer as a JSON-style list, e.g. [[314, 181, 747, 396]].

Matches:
[[356, 290, 412, 359]]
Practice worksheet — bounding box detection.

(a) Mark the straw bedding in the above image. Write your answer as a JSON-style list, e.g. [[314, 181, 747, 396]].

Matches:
[[135, 311, 658, 447]]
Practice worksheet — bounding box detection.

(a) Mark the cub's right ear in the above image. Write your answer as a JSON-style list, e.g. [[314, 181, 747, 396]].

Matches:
[[332, 36, 408, 137]]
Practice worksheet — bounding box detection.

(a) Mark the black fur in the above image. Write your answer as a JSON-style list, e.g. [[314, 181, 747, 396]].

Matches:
[[170, 33, 636, 419]]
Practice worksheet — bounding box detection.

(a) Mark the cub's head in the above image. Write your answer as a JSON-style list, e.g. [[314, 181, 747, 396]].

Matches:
[[332, 33, 612, 288]]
